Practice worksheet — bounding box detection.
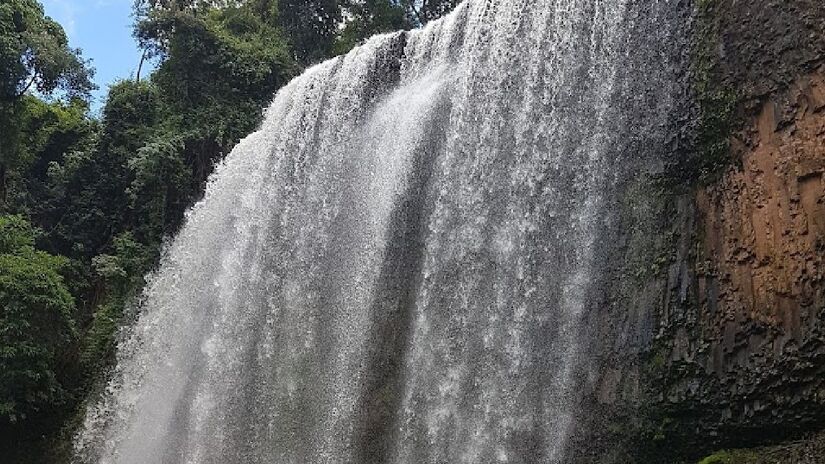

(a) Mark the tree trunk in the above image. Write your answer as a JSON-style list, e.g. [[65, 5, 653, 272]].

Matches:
[[136, 50, 147, 82]]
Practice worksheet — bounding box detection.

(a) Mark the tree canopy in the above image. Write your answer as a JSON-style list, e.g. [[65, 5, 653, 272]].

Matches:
[[0, 0, 94, 207], [0, 0, 93, 100]]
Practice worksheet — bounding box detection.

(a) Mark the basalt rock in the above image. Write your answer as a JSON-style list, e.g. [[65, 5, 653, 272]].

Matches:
[[580, 1, 825, 462]]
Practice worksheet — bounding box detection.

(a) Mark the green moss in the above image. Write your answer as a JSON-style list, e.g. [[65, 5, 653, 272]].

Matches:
[[651, 416, 675, 443], [670, 0, 740, 186], [694, 88, 738, 184], [649, 350, 668, 371], [617, 176, 678, 284], [698, 450, 760, 464]]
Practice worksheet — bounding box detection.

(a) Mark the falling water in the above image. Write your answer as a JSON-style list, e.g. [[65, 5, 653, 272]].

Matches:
[[75, 0, 689, 462]]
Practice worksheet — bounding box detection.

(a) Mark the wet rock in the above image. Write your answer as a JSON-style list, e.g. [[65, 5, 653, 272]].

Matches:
[[577, 1, 825, 462]]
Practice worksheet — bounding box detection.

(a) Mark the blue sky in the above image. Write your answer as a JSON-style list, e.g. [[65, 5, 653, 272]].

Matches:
[[42, 0, 149, 112]]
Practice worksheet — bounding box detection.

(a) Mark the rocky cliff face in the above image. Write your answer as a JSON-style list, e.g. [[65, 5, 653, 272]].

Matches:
[[650, 67, 825, 458], [577, 1, 825, 462]]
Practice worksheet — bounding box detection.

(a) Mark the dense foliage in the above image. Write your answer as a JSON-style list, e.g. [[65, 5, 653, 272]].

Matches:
[[0, 215, 75, 422], [0, 0, 459, 460], [0, 0, 94, 207]]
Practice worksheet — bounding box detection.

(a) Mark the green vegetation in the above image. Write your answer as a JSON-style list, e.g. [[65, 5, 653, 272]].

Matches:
[[698, 450, 760, 464], [697, 430, 825, 464], [687, 0, 739, 185], [662, 0, 739, 188], [0, 215, 75, 423], [0, 0, 459, 460]]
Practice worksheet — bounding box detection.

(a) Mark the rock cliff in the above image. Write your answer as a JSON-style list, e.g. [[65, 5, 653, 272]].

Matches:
[[577, 1, 825, 462]]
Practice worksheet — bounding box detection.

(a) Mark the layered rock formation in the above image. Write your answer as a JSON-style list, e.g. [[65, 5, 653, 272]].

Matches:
[[579, 1, 825, 462], [650, 67, 825, 459]]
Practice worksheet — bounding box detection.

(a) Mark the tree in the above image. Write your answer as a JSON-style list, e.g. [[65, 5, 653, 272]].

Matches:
[[0, 215, 75, 423], [0, 0, 94, 205], [127, 137, 190, 249], [0, 0, 93, 100], [335, 0, 407, 54], [279, 0, 341, 63], [402, 0, 461, 25], [136, 1, 297, 190], [41, 81, 158, 261], [9, 96, 98, 224], [334, 0, 460, 55]]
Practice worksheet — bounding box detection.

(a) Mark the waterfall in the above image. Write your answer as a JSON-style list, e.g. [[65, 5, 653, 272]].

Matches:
[[74, 0, 690, 462]]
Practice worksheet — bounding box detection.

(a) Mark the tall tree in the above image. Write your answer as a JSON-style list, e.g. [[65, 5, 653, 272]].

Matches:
[[135, 0, 297, 190], [0, 0, 94, 206]]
